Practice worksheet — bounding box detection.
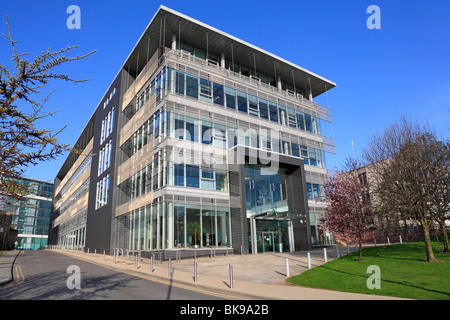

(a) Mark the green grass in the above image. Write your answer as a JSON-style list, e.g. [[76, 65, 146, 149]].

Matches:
[[287, 241, 450, 300]]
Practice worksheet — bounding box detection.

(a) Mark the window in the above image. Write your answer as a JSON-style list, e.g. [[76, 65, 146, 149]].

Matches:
[[258, 99, 268, 119], [96, 174, 110, 209], [248, 95, 258, 117], [174, 164, 185, 186], [186, 74, 198, 99], [100, 107, 115, 144], [186, 165, 199, 188], [213, 83, 224, 106], [174, 115, 185, 140], [301, 145, 309, 158], [202, 122, 212, 145], [185, 117, 198, 142], [215, 170, 228, 191], [269, 102, 278, 123], [176, 71, 185, 95], [306, 183, 312, 200], [237, 91, 247, 113], [305, 114, 313, 133], [291, 143, 300, 157], [199, 78, 212, 102], [287, 108, 297, 128], [201, 167, 215, 190], [213, 125, 226, 148], [296, 111, 305, 130], [98, 139, 112, 176], [225, 87, 236, 110]]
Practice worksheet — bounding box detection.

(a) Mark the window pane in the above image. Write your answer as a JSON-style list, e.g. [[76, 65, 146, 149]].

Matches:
[[213, 83, 224, 106], [216, 169, 228, 191], [186, 74, 198, 99], [305, 113, 312, 133], [174, 164, 184, 186], [296, 111, 305, 130], [292, 143, 300, 157], [269, 102, 278, 123], [217, 208, 230, 247], [202, 207, 215, 247], [186, 117, 198, 142], [237, 91, 247, 113], [202, 122, 212, 145], [186, 165, 199, 188], [174, 204, 185, 248], [186, 205, 201, 247], [225, 87, 236, 110], [259, 99, 268, 119], [176, 71, 185, 95]]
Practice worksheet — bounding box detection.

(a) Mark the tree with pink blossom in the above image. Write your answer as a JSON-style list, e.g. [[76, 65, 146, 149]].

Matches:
[[318, 158, 375, 261]]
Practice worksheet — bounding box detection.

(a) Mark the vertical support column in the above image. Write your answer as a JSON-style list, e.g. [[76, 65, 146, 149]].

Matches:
[[171, 34, 177, 51], [167, 202, 174, 249], [250, 216, 257, 254], [308, 77, 313, 102], [220, 53, 226, 68], [288, 220, 295, 252]]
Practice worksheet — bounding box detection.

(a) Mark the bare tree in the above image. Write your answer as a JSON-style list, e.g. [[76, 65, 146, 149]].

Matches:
[[0, 16, 96, 199], [362, 115, 449, 262]]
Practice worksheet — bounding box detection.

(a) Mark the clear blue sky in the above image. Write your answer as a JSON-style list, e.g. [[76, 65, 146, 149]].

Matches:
[[1, 0, 449, 182]]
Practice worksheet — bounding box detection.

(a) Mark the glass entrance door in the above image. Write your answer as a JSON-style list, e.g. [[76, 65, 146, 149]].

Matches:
[[257, 231, 280, 253]]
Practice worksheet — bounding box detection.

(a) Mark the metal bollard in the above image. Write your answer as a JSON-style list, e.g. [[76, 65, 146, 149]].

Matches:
[[307, 252, 311, 269], [194, 260, 197, 282], [324, 248, 327, 262], [285, 258, 290, 277], [336, 246, 340, 258], [229, 264, 233, 289], [168, 259, 172, 277], [387, 236, 390, 245], [399, 235, 402, 244], [135, 254, 138, 269], [103, 250, 105, 261], [94, 249, 96, 259], [150, 255, 154, 273]]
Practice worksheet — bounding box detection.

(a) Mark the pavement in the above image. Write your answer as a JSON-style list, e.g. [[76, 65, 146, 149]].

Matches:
[[0, 250, 21, 286], [0, 246, 406, 300]]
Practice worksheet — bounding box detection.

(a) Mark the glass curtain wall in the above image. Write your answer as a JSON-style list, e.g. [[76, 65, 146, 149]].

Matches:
[[129, 202, 230, 250]]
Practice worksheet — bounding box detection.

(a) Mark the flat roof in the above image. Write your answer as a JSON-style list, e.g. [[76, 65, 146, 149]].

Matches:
[[123, 5, 336, 97]]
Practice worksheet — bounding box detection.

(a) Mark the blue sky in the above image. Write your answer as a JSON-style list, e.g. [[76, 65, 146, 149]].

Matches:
[[1, 0, 449, 182]]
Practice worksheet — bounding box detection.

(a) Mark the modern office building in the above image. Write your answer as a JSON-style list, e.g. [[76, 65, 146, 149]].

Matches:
[[48, 6, 336, 255], [1, 177, 54, 250]]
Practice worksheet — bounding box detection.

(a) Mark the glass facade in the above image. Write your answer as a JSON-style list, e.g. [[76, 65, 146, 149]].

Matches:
[[123, 63, 330, 253], [244, 164, 290, 219], [128, 201, 230, 250], [3, 178, 54, 250]]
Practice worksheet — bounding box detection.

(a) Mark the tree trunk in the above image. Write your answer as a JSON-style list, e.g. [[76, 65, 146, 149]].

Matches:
[[439, 221, 449, 253], [422, 221, 438, 262], [358, 240, 363, 261]]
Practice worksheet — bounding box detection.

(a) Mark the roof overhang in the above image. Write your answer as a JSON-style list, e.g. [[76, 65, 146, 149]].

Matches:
[[122, 5, 336, 98]]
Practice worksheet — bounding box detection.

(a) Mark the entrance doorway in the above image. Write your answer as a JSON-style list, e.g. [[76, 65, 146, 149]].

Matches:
[[249, 218, 293, 254], [257, 231, 283, 253]]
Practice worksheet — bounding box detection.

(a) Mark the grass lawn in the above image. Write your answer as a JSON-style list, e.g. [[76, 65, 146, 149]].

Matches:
[[287, 240, 450, 300]]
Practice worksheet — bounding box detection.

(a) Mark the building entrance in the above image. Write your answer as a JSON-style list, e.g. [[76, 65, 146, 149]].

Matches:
[[257, 231, 282, 253], [249, 218, 293, 254]]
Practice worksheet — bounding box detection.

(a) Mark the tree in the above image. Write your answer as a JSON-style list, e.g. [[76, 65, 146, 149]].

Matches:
[[0, 16, 96, 199], [362, 115, 449, 262], [318, 158, 375, 261]]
